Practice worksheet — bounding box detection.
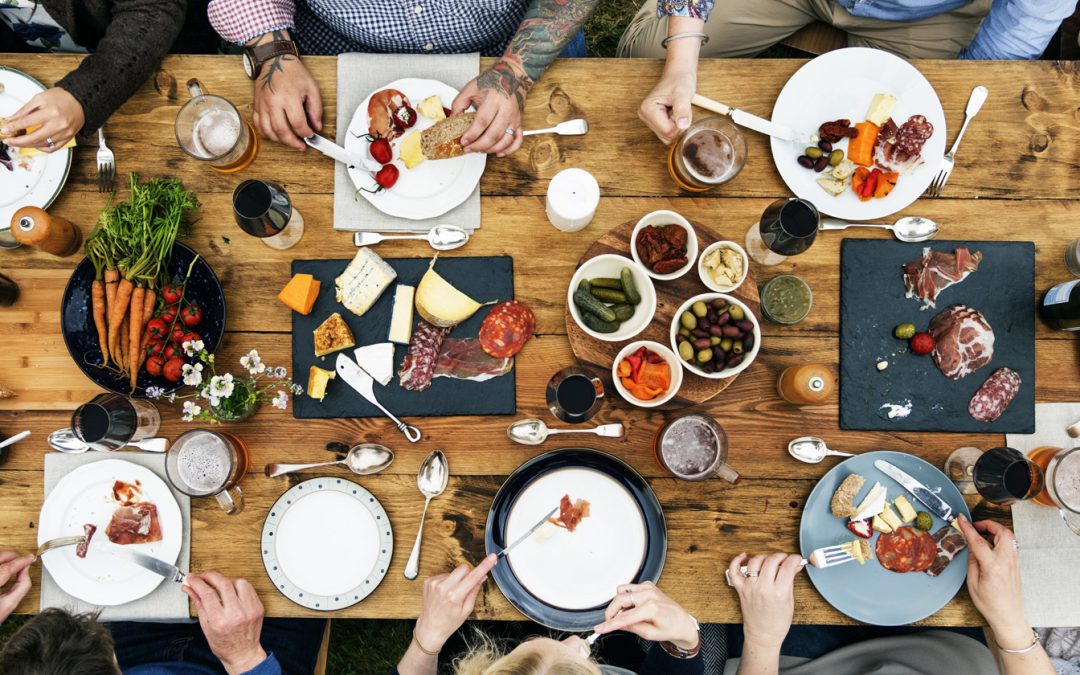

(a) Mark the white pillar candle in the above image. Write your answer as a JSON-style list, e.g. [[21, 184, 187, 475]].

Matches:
[[545, 168, 600, 233]]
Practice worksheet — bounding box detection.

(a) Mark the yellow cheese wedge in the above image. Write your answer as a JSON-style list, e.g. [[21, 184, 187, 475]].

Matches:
[[865, 93, 897, 127], [307, 365, 335, 401], [417, 95, 446, 121], [880, 503, 903, 531], [893, 496, 918, 523], [414, 255, 487, 328], [278, 273, 321, 315], [399, 130, 425, 170], [871, 514, 893, 534]]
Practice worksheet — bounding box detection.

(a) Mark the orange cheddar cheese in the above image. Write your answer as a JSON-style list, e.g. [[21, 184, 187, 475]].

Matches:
[[278, 273, 321, 315]]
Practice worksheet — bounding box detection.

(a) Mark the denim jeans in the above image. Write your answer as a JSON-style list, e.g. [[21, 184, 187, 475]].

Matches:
[[560, 29, 588, 58]]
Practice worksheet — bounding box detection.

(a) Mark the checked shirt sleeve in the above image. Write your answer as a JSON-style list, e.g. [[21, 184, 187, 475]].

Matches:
[[656, 0, 714, 21], [207, 0, 296, 45]]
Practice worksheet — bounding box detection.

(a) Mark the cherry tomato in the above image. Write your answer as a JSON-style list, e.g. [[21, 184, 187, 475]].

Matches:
[[162, 357, 185, 383], [181, 304, 202, 327], [162, 283, 183, 305], [145, 355, 166, 377], [369, 138, 392, 164], [163, 344, 181, 360], [374, 164, 399, 190], [159, 303, 178, 325], [146, 317, 168, 341], [181, 331, 201, 346], [145, 341, 165, 358], [171, 326, 187, 344]]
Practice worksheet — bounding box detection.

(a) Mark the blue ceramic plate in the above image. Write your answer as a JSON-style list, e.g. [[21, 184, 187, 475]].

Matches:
[[799, 450, 970, 625], [60, 242, 226, 397], [486, 449, 666, 632]]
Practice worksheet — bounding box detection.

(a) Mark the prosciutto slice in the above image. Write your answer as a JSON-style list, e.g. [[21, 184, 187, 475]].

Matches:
[[548, 494, 590, 533], [929, 304, 994, 380], [902, 247, 982, 308], [75, 524, 97, 559], [433, 339, 512, 382], [106, 503, 162, 546], [925, 525, 968, 577]]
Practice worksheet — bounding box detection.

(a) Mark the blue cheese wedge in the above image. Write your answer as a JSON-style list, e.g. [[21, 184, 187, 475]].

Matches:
[[335, 248, 397, 317], [354, 343, 394, 386], [388, 284, 415, 344]]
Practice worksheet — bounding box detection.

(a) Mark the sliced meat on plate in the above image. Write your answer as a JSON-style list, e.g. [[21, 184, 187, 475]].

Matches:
[[876, 525, 936, 573], [968, 368, 1022, 422], [929, 304, 994, 380], [106, 502, 162, 546], [926, 525, 968, 577], [875, 115, 934, 173], [75, 524, 97, 559], [399, 320, 451, 392], [432, 338, 512, 382], [548, 494, 591, 533], [902, 247, 982, 308]]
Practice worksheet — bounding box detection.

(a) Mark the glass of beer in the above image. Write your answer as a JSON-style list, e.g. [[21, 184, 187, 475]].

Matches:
[[175, 79, 258, 173], [1028, 446, 1080, 534], [165, 429, 248, 515], [653, 413, 740, 483], [72, 394, 160, 452], [667, 117, 747, 192]]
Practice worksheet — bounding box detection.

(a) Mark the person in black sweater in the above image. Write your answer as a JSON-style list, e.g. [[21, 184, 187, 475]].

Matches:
[[392, 554, 705, 675]]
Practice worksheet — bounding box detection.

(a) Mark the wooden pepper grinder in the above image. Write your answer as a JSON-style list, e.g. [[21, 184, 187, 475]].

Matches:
[[10, 206, 82, 257], [777, 364, 836, 405]]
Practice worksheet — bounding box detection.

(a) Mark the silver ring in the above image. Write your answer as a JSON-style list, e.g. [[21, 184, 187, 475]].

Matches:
[[1012, 539, 1020, 551], [46, 137, 55, 148], [744, 570, 760, 578], [505, 127, 515, 137], [627, 590, 634, 607]]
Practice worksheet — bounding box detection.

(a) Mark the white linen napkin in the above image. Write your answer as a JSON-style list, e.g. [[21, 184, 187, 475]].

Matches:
[[1006, 402, 1080, 627], [41, 452, 191, 622], [333, 53, 481, 233]]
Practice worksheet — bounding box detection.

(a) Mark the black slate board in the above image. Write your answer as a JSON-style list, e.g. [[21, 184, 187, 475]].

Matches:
[[291, 255, 516, 419], [840, 239, 1035, 433]]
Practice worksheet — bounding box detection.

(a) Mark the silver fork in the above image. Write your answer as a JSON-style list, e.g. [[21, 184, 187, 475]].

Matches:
[[926, 85, 987, 198], [723, 544, 857, 586], [36, 535, 86, 558], [96, 128, 115, 194]]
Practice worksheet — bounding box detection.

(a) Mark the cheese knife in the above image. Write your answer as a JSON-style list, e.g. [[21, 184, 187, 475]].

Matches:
[[874, 459, 956, 522], [304, 133, 383, 173], [495, 507, 559, 561], [107, 549, 187, 584], [335, 353, 422, 443], [692, 94, 818, 145]]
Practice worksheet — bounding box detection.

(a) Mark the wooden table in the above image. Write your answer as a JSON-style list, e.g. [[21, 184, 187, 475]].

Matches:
[[2, 54, 1078, 626]]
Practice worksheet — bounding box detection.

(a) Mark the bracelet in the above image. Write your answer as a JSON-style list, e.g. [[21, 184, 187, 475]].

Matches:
[[661, 32, 709, 49], [412, 631, 440, 656], [659, 616, 701, 659], [997, 629, 1040, 655]]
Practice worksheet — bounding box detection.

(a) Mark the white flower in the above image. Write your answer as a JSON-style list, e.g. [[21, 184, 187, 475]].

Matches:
[[182, 362, 204, 387], [273, 366, 287, 379], [291, 383, 304, 395], [240, 349, 265, 375], [272, 390, 288, 410], [181, 400, 201, 422], [208, 373, 235, 401], [167, 392, 177, 403], [145, 386, 164, 399], [182, 339, 205, 357]]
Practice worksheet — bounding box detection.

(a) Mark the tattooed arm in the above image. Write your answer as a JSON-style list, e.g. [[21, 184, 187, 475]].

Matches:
[[452, 0, 600, 156], [246, 29, 323, 150]]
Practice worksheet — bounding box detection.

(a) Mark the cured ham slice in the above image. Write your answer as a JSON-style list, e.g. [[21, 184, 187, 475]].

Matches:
[[399, 321, 451, 392], [925, 525, 967, 577], [874, 115, 933, 173], [929, 304, 994, 380], [75, 524, 97, 559], [902, 247, 982, 308], [548, 494, 590, 533], [106, 503, 162, 546], [432, 339, 512, 383], [367, 89, 411, 141]]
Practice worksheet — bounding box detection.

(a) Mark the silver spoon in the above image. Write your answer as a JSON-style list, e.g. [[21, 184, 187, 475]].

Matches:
[[819, 216, 939, 243], [0, 430, 30, 451], [47, 428, 169, 454], [264, 443, 394, 478], [506, 419, 625, 446], [788, 436, 855, 464], [404, 450, 448, 581], [522, 119, 589, 137], [353, 224, 469, 251]]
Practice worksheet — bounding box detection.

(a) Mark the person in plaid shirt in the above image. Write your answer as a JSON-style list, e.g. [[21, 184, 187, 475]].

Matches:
[[208, 0, 602, 157]]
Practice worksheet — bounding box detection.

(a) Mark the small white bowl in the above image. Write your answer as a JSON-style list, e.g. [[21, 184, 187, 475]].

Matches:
[[568, 254, 657, 342], [611, 340, 683, 408], [669, 293, 761, 379], [629, 210, 698, 281], [697, 241, 749, 293]]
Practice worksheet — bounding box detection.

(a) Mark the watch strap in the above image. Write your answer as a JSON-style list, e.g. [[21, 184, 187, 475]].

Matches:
[[245, 40, 298, 77]]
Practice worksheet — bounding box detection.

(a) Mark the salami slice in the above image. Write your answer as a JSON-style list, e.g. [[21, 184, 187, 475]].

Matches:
[[968, 367, 1021, 423], [911, 528, 937, 572], [399, 320, 451, 392], [876, 115, 933, 172], [478, 300, 536, 358], [876, 526, 935, 573]]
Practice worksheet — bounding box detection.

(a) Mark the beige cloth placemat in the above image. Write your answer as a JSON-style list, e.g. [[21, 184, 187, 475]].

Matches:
[[333, 53, 481, 232], [1006, 402, 1080, 627], [41, 452, 191, 622]]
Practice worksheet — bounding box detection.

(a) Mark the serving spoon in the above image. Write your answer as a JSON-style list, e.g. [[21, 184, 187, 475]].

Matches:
[[404, 450, 448, 581], [507, 419, 624, 446], [265, 443, 394, 478], [48, 428, 168, 454], [353, 224, 470, 251], [788, 436, 855, 464], [522, 119, 589, 137], [819, 216, 939, 243]]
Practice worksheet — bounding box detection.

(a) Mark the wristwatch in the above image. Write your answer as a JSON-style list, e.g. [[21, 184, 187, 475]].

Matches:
[[242, 40, 298, 79]]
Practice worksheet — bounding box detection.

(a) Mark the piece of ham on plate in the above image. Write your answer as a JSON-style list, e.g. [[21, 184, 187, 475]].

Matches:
[[106, 502, 163, 546], [929, 304, 994, 380], [902, 247, 982, 308]]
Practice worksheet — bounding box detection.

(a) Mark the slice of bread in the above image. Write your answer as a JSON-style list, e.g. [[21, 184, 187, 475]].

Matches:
[[830, 473, 865, 518], [420, 112, 475, 160]]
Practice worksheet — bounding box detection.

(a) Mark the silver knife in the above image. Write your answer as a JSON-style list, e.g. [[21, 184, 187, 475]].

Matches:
[[108, 549, 186, 584], [691, 94, 818, 145], [335, 353, 421, 443], [304, 133, 383, 173], [496, 507, 559, 560], [875, 459, 955, 522]]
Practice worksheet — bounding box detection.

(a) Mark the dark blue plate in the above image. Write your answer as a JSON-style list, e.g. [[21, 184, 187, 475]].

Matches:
[[60, 242, 226, 397], [486, 448, 667, 631]]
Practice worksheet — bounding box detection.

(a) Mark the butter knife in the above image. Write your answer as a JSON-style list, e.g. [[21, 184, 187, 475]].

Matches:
[[496, 507, 559, 560], [692, 94, 818, 145], [304, 133, 382, 173], [108, 549, 187, 584], [875, 459, 955, 522], [335, 353, 421, 443]]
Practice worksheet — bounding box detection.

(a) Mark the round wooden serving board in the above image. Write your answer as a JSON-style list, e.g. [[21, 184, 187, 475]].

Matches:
[[565, 218, 760, 407]]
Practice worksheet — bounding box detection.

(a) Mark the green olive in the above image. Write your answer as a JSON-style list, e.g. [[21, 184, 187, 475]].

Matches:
[[678, 340, 694, 361], [710, 336, 721, 346], [828, 149, 844, 166], [692, 301, 708, 318], [679, 327, 691, 337], [720, 337, 733, 352], [733, 341, 744, 355], [680, 311, 697, 330], [696, 348, 713, 364], [728, 305, 745, 321], [805, 147, 823, 160]]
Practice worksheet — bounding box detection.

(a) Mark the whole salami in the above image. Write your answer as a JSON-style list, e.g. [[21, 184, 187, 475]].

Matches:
[[478, 300, 536, 358], [876, 526, 936, 573], [968, 367, 1021, 423], [399, 320, 451, 392]]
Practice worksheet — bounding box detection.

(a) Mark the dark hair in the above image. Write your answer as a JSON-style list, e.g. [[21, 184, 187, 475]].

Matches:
[[0, 609, 120, 675]]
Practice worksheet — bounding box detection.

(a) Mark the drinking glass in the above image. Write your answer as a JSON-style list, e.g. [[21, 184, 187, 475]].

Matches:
[[1027, 446, 1080, 535], [958, 446, 1045, 506], [232, 179, 305, 250], [545, 367, 604, 424], [667, 117, 747, 192], [745, 197, 820, 266], [165, 429, 248, 515], [71, 394, 160, 452], [175, 79, 258, 173], [653, 413, 740, 483]]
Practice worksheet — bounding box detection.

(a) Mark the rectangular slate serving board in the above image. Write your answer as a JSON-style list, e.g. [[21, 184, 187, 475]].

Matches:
[[291, 255, 516, 419], [840, 239, 1035, 433]]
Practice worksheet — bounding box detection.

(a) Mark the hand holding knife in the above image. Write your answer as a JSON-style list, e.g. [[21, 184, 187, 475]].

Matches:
[[692, 94, 819, 145]]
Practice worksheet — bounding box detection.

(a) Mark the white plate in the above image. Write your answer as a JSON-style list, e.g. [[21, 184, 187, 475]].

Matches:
[[567, 254, 657, 342], [506, 468, 647, 610], [345, 78, 486, 220], [261, 477, 392, 611], [0, 67, 72, 232], [770, 48, 946, 221], [37, 459, 183, 607]]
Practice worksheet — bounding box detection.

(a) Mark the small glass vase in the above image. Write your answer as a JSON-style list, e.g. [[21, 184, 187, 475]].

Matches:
[[210, 381, 259, 422]]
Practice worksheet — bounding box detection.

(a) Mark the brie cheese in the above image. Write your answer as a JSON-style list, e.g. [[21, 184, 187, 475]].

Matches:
[[354, 343, 394, 386], [865, 93, 897, 127], [335, 248, 397, 317], [850, 482, 887, 522]]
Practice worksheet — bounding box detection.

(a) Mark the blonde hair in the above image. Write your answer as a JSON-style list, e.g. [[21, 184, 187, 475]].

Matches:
[[453, 630, 603, 675]]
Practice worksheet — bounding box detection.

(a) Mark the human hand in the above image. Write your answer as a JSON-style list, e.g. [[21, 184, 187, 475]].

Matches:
[[956, 515, 1031, 646], [593, 580, 699, 650], [414, 554, 497, 652], [1, 88, 85, 151], [0, 552, 34, 623], [251, 47, 322, 151], [639, 66, 697, 146], [727, 552, 802, 652], [183, 571, 268, 675], [452, 60, 527, 157]]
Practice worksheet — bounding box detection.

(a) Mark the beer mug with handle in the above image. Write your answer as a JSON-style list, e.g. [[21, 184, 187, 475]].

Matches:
[[1029, 446, 1080, 535], [175, 79, 258, 173], [165, 429, 248, 515]]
